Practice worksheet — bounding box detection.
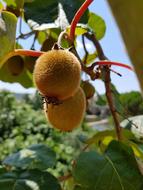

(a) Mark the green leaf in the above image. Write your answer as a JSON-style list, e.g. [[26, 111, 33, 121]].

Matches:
[[3, 144, 56, 170], [24, 0, 59, 25], [82, 51, 97, 65], [106, 141, 143, 189], [59, 0, 89, 24], [4, 0, 24, 9], [0, 2, 4, 9], [0, 11, 17, 67], [3, 0, 16, 6], [24, 0, 89, 25], [15, 0, 24, 9], [86, 129, 135, 147], [37, 31, 47, 44], [0, 169, 61, 190], [126, 141, 143, 160], [73, 140, 143, 190], [66, 24, 89, 36], [88, 12, 106, 40]]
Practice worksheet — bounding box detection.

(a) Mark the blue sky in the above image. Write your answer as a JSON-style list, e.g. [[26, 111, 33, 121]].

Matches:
[[0, 0, 141, 94]]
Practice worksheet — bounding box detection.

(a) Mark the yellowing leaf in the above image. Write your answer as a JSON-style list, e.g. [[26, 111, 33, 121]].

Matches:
[[0, 11, 17, 67]]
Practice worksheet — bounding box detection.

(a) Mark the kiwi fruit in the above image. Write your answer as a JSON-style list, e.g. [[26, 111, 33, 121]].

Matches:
[[6, 6, 21, 17], [81, 80, 95, 99], [7, 55, 24, 76], [41, 37, 57, 51], [24, 56, 37, 73], [33, 49, 81, 100], [44, 87, 86, 132]]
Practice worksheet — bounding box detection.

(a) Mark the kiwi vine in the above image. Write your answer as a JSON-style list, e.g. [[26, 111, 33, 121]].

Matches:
[[1, 0, 142, 189]]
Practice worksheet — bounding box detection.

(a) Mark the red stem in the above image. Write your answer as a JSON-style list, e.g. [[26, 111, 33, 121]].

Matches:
[[70, 0, 94, 41], [96, 61, 133, 71], [14, 49, 44, 57]]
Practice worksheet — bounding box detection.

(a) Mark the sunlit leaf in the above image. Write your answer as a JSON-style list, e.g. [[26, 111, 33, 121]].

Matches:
[[88, 12, 106, 40], [0, 2, 4, 9], [66, 24, 89, 36], [86, 129, 135, 147], [0, 11, 17, 67], [82, 51, 97, 65], [3, 0, 16, 6], [126, 141, 143, 160], [37, 31, 47, 44]]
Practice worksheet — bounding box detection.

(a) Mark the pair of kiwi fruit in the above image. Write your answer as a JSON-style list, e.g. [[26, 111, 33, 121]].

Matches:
[[33, 49, 86, 131]]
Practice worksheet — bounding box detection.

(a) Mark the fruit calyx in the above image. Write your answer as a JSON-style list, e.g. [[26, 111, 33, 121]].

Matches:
[[41, 95, 63, 106]]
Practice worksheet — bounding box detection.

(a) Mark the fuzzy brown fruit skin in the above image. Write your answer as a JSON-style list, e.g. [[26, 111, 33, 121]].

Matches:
[[81, 80, 95, 99], [24, 56, 37, 73], [44, 88, 86, 132], [33, 49, 81, 100], [41, 37, 57, 51], [7, 56, 24, 76]]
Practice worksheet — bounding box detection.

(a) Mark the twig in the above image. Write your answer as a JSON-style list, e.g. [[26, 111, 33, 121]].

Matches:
[[82, 34, 89, 64], [30, 31, 39, 50], [58, 173, 72, 182], [71, 46, 99, 80], [19, 14, 23, 34], [104, 66, 122, 140], [84, 33, 107, 60], [16, 31, 35, 40], [109, 68, 122, 77]]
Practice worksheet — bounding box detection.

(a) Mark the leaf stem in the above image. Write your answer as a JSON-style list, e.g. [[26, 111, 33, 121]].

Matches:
[[14, 49, 44, 57], [70, 0, 94, 41]]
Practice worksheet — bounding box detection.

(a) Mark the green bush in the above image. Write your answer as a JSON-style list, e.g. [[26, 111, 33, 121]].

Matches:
[[120, 91, 143, 116]]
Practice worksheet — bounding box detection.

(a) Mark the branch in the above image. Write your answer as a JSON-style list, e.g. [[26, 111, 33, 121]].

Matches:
[[104, 66, 122, 140], [85, 33, 122, 140], [16, 31, 35, 40], [71, 46, 99, 80], [85, 33, 107, 60], [58, 173, 72, 182], [82, 34, 89, 64], [30, 31, 39, 50]]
